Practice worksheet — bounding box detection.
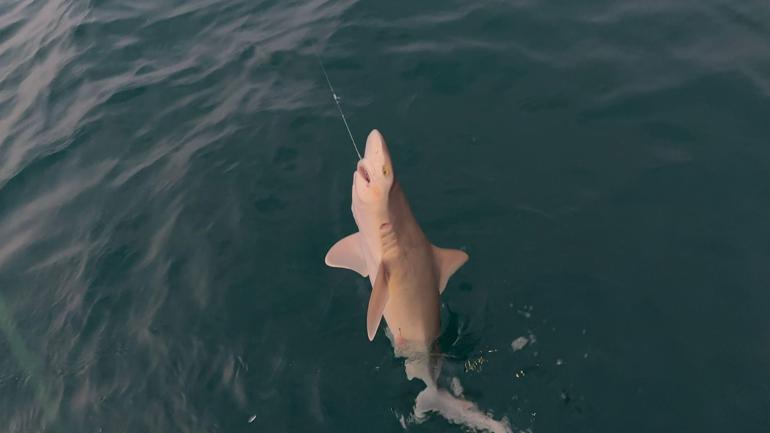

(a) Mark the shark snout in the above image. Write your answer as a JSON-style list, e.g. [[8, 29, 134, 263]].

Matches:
[[365, 129, 387, 158], [354, 129, 394, 200]]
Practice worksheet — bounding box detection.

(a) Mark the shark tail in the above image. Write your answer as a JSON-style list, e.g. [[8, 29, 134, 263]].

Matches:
[[412, 379, 513, 433], [397, 341, 511, 432]]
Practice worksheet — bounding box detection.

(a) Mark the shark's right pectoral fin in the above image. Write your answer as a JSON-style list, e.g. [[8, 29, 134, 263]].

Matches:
[[366, 262, 389, 341], [325, 233, 368, 277]]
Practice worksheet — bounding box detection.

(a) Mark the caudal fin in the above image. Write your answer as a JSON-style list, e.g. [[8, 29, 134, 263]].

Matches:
[[413, 380, 512, 433]]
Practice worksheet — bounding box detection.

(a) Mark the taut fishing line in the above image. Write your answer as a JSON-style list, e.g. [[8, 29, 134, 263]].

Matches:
[[318, 55, 362, 160]]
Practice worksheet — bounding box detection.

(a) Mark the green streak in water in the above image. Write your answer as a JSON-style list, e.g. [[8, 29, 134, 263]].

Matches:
[[0, 293, 58, 427]]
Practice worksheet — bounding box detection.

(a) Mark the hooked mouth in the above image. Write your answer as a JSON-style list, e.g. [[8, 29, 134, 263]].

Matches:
[[357, 162, 371, 184]]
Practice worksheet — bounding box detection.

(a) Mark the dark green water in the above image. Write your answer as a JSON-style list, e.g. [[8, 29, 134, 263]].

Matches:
[[1, 0, 770, 432]]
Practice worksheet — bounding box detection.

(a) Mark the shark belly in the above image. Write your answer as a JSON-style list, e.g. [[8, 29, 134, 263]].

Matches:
[[382, 233, 440, 352], [383, 271, 440, 349], [382, 250, 441, 390]]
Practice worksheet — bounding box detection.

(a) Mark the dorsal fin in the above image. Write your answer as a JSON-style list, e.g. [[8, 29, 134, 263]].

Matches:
[[325, 233, 368, 277], [367, 262, 389, 341], [433, 246, 469, 294]]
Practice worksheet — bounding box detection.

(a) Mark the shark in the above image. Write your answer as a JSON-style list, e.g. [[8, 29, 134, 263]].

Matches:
[[325, 129, 512, 433]]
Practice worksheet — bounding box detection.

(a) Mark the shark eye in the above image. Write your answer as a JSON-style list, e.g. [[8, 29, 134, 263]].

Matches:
[[382, 165, 389, 176]]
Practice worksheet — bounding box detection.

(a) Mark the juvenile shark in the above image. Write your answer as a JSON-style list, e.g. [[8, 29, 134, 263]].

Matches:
[[326, 129, 467, 351], [325, 130, 511, 433]]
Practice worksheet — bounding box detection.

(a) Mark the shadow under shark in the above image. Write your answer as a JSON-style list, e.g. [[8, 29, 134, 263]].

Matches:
[[326, 130, 512, 433]]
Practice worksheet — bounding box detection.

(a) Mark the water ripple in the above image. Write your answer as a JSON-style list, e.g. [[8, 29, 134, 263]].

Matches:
[[1, 0, 769, 431]]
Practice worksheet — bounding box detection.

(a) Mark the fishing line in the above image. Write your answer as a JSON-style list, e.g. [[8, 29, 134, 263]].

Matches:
[[318, 55, 362, 160]]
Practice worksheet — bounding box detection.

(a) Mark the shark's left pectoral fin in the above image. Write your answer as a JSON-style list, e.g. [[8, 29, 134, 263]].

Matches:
[[366, 262, 389, 341], [433, 246, 469, 294]]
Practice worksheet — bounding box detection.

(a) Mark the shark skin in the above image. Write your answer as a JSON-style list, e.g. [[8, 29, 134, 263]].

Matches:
[[325, 130, 512, 433]]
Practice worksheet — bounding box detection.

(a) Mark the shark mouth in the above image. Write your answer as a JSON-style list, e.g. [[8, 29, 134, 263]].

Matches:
[[357, 163, 371, 184]]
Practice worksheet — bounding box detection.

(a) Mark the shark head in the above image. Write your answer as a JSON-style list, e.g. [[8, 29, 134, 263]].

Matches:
[[353, 129, 395, 210]]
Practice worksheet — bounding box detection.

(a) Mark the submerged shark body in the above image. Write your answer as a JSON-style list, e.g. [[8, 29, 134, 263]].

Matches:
[[326, 130, 511, 433]]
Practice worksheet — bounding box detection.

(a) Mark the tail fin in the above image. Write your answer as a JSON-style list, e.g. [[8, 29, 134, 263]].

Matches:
[[398, 345, 511, 432], [413, 379, 512, 433]]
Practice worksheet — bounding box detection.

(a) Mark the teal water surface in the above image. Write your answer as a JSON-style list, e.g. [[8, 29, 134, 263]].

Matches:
[[1, 0, 770, 432]]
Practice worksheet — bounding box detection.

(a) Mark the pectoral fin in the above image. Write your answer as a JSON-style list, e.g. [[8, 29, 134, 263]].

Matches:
[[325, 233, 368, 277], [433, 246, 469, 294], [366, 262, 389, 341]]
